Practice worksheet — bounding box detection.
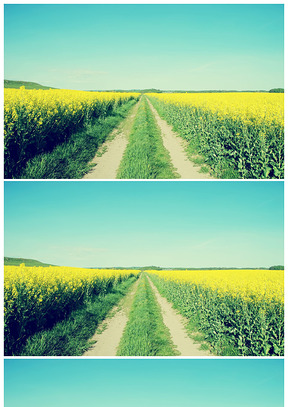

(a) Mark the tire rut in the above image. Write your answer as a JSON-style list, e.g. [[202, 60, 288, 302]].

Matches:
[[82, 277, 140, 356], [146, 276, 213, 356], [146, 98, 213, 179], [83, 100, 141, 179]]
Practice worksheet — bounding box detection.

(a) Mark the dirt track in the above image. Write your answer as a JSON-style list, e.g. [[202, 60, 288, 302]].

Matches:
[[83, 97, 212, 180], [147, 99, 213, 179], [147, 276, 212, 356], [82, 278, 140, 356], [83, 101, 140, 179], [82, 274, 212, 357]]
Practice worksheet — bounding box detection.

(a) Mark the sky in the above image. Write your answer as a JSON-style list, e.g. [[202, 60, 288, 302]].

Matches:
[[4, 359, 284, 407], [4, 4, 284, 90], [4, 180, 284, 268]]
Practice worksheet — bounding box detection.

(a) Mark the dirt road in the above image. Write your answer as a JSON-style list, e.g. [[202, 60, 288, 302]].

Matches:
[[147, 276, 212, 356], [147, 99, 213, 179], [83, 101, 140, 179], [82, 278, 140, 356], [82, 274, 212, 357], [83, 97, 212, 180]]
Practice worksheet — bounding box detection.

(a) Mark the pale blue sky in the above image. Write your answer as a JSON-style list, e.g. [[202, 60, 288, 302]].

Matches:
[[4, 4, 284, 90], [4, 359, 284, 407], [4, 181, 284, 268]]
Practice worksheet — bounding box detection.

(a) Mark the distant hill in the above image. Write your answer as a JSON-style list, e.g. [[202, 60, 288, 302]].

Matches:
[[4, 79, 55, 90], [4, 257, 55, 267]]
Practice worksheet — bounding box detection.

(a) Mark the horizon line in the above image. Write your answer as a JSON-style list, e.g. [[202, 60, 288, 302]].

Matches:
[[3, 79, 284, 93]]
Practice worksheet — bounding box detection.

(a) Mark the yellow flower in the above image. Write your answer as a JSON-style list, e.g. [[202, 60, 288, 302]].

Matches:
[[148, 269, 284, 304], [147, 92, 284, 127]]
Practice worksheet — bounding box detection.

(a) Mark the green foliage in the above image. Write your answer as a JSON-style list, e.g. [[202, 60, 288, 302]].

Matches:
[[148, 274, 284, 356], [139, 88, 163, 93], [108, 88, 163, 93], [18, 277, 137, 356], [14, 100, 136, 179], [117, 275, 178, 356], [269, 88, 284, 93], [5, 92, 138, 178], [117, 98, 178, 179], [5, 270, 136, 356], [148, 97, 284, 179], [269, 265, 284, 270]]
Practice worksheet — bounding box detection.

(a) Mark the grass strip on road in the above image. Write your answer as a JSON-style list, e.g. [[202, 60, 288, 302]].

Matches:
[[18, 276, 137, 356], [117, 274, 178, 356], [117, 97, 178, 179], [20, 99, 137, 179]]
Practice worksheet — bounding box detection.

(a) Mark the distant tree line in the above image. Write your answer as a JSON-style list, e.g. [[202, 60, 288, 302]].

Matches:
[[269, 265, 284, 270], [95, 89, 284, 94], [269, 88, 284, 93]]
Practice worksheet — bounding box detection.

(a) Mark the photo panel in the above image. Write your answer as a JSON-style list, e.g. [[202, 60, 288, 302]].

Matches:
[[4, 180, 284, 357], [3, 3, 284, 181]]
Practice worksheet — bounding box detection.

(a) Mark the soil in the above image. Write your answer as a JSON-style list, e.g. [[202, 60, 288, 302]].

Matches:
[[147, 276, 212, 356], [82, 278, 140, 356], [83, 101, 140, 179], [147, 99, 213, 179]]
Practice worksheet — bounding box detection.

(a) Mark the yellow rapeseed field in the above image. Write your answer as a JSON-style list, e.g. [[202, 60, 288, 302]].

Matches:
[[148, 268, 284, 355], [148, 92, 284, 126], [4, 265, 139, 354], [4, 88, 140, 178], [148, 269, 284, 303], [4, 87, 139, 137], [147, 92, 284, 178], [4, 265, 138, 313]]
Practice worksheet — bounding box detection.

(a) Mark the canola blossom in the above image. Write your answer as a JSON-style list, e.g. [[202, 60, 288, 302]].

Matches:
[[4, 88, 140, 178], [4, 265, 139, 354], [148, 93, 284, 127], [148, 269, 284, 303], [4, 264, 138, 307], [147, 93, 284, 179], [4, 88, 138, 129], [148, 269, 284, 356]]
